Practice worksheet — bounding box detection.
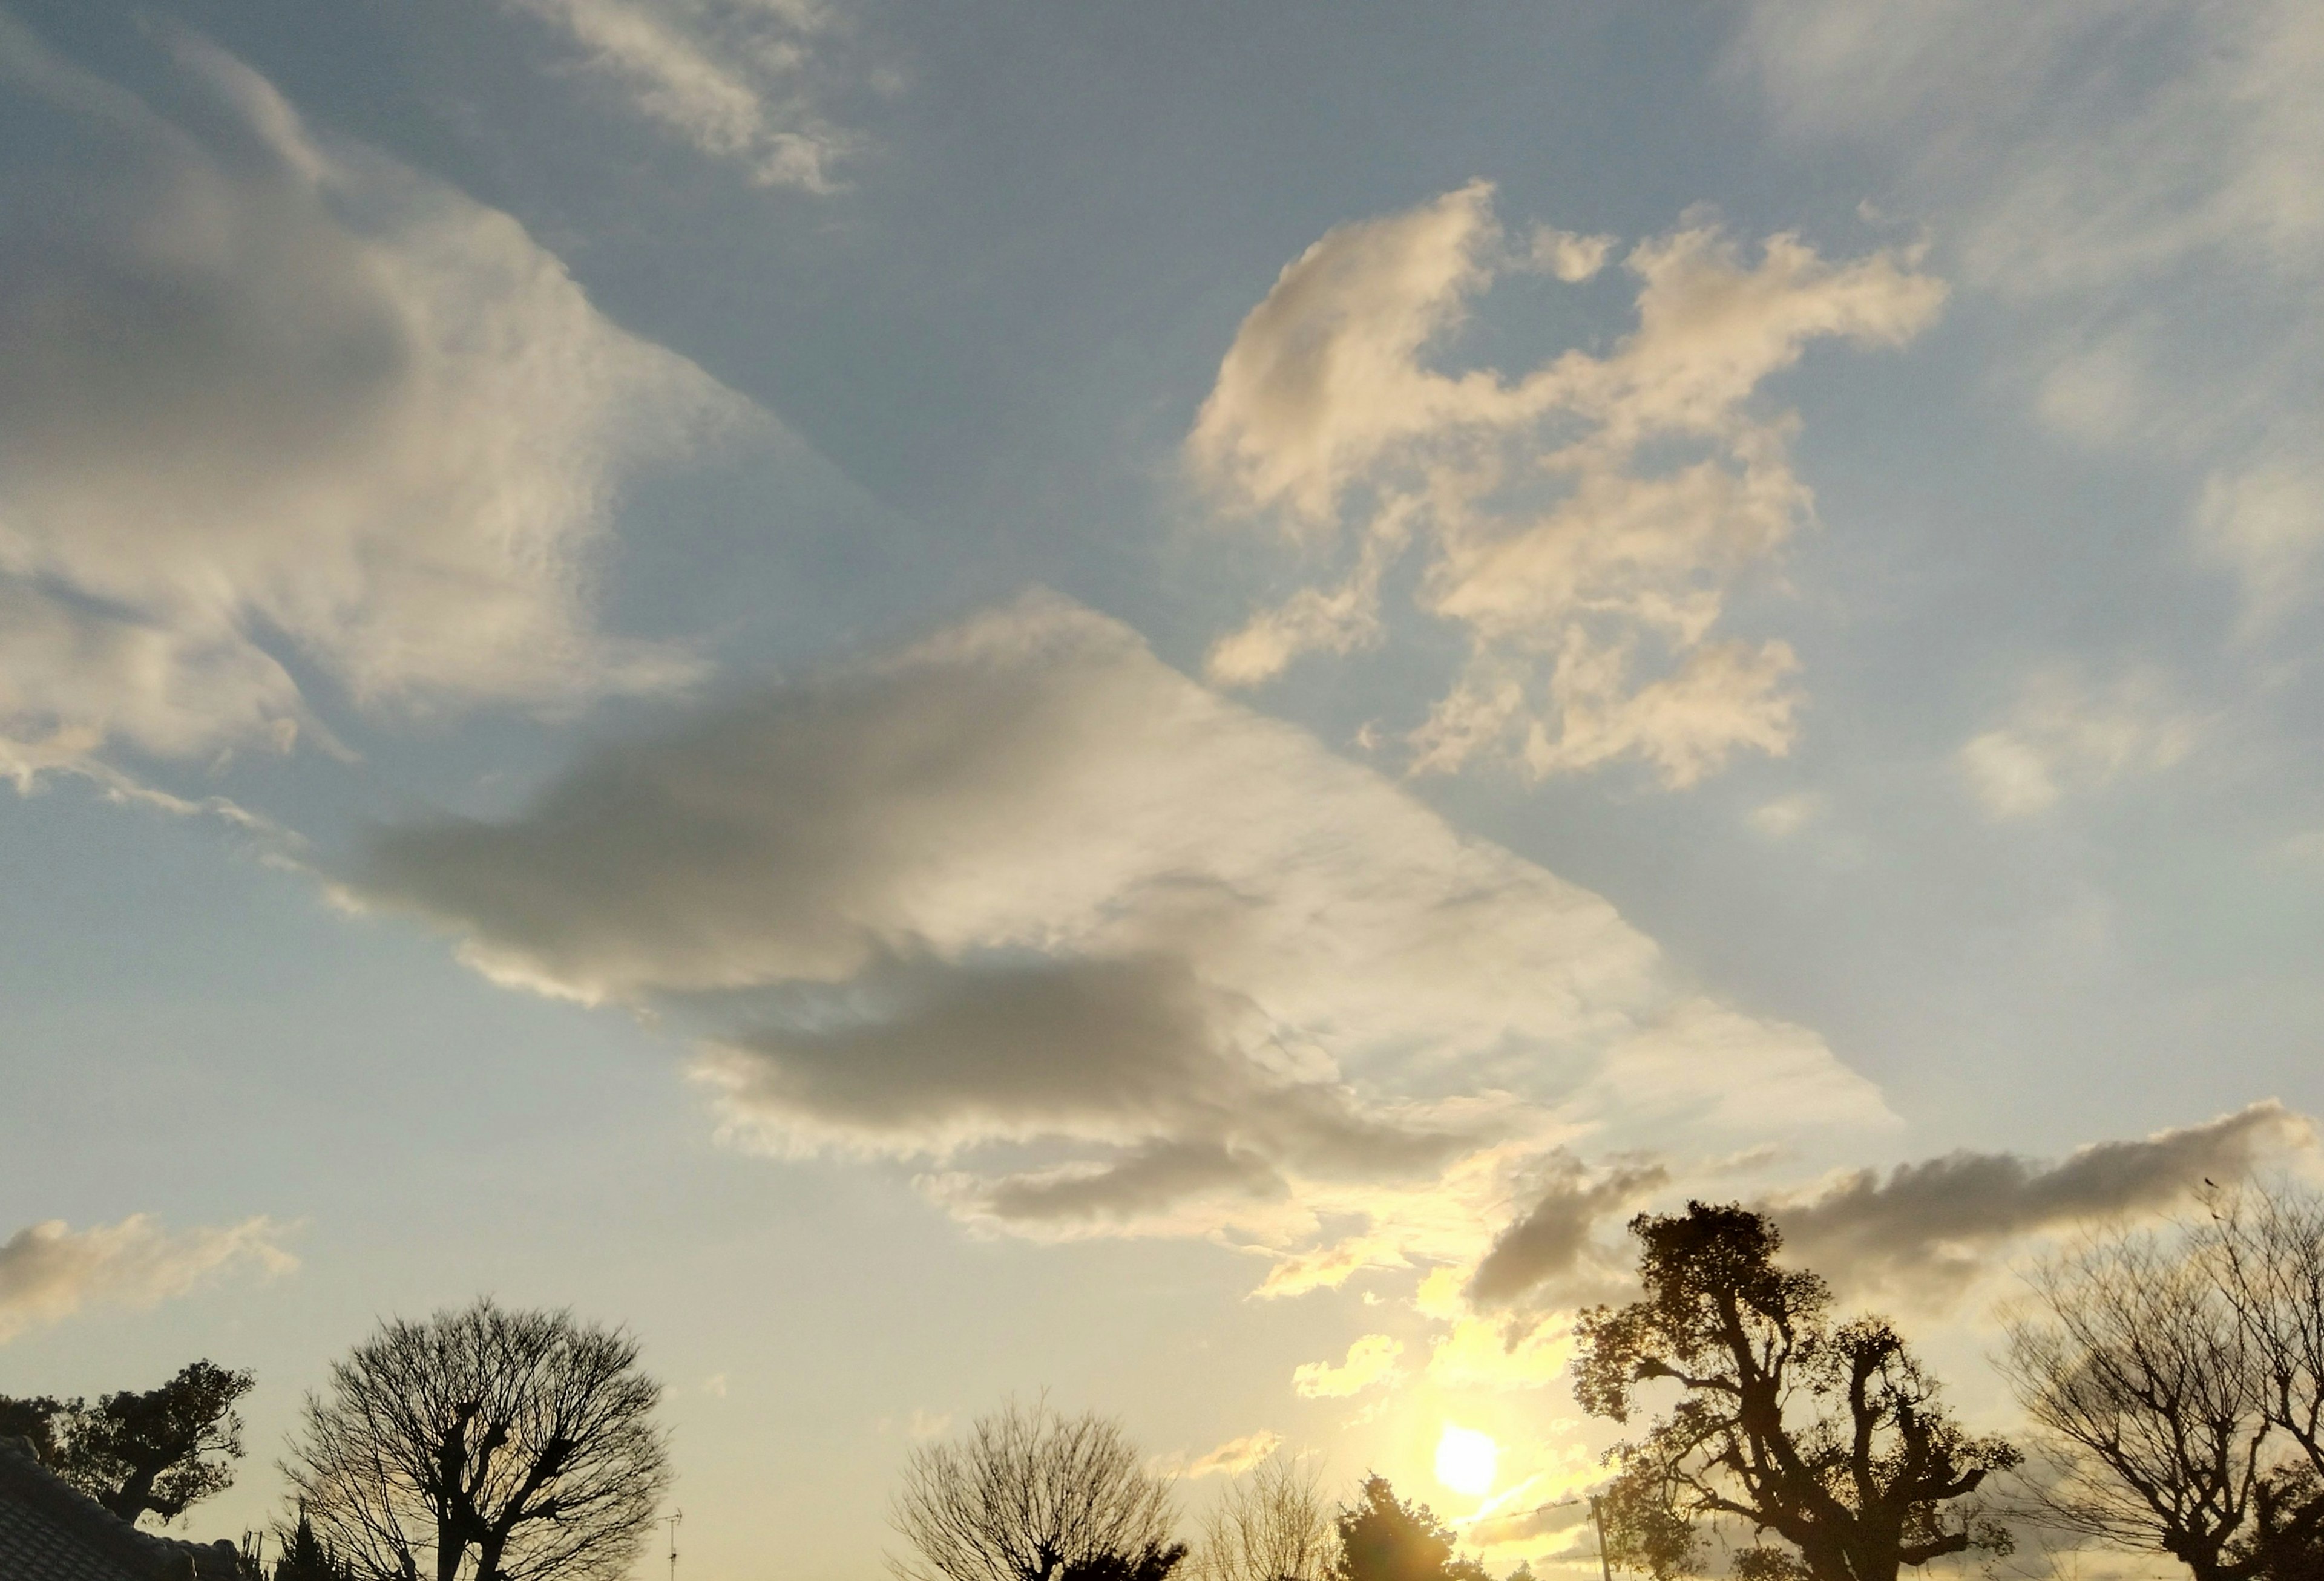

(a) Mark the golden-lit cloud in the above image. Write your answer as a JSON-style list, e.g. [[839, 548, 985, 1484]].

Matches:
[[1189, 182, 1945, 786], [1292, 1335, 1403, 1399], [0, 1214, 296, 1343]]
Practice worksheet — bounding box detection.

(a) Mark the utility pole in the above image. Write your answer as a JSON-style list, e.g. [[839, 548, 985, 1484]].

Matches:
[[666, 1509, 683, 1581], [1589, 1496, 1613, 1581]]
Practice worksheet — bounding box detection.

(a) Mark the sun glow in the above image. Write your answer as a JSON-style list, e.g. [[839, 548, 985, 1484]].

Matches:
[[1434, 1423, 1498, 1497]]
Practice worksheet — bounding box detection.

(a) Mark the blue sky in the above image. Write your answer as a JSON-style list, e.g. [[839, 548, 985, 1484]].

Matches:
[[2, 3, 2321, 1577]]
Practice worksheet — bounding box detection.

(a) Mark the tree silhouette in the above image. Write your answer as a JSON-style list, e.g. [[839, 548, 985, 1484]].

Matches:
[[891, 1398, 1183, 1581], [1, 1361, 253, 1527], [282, 1298, 668, 1581], [1330, 1476, 1486, 1581], [1193, 1457, 1336, 1581], [1574, 1202, 2017, 1581]]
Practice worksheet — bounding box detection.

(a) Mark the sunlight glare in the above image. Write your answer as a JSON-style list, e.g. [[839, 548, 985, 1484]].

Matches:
[[1434, 1423, 1497, 1496]]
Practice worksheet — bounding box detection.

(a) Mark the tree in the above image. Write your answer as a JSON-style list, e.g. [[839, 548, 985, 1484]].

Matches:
[[0, 1392, 71, 1465], [2000, 1228, 2278, 1581], [891, 1398, 1184, 1581], [274, 1504, 359, 1581], [1, 1361, 254, 1527], [281, 1299, 669, 1581], [1193, 1458, 1337, 1581], [1330, 1476, 1487, 1581], [1573, 1202, 2018, 1581]]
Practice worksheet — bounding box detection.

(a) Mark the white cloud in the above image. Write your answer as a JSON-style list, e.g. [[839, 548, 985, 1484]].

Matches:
[[1958, 665, 2199, 819], [1189, 182, 1944, 787], [1292, 1335, 1402, 1398], [0, 23, 743, 784], [1733, 0, 2324, 629], [351, 593, 1890, 1253], [1747, 790, 1825, 837], [509, 0, 852, 189], [0, 1214, 296, 1343]]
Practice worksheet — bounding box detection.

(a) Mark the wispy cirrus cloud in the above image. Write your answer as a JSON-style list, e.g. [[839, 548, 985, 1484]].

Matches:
[[1189, 182, 1945, 787], [0, 22, 746, 787], [0, 1214, 296, 1343], [1957, 664, 2200, 819], [1733, 0, 2324, 633], [508, 0, 856, 190]]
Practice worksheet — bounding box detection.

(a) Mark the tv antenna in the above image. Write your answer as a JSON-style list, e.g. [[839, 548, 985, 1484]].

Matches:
[[665, 1509, 683, 1581]]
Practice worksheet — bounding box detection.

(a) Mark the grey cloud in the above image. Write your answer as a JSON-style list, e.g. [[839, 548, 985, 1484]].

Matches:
[[354, 593, 1886, 1236], [1770, 1099, 2314, 1300], [1467, 1155, 1669, 1308], [0, 21, 740, 779], [944, 1141, 1288, 1226]]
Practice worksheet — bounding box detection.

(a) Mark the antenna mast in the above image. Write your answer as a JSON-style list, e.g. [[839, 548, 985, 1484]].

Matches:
[[666, 1509, 683, 1581]]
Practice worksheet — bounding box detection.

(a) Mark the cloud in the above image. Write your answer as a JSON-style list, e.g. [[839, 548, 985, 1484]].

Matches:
[[1292, 1335, 1403, 1399], [1189, 183, 1944, 786], [1733, 0, 2324, 631], [508, 0, 853, 189], [353, 594, 1888, 1248], [1767, 1099, 2316, 1303], [0, 1215, 296, 1343], [1466, 1155, 1668, 1309], [0, 21, 742, 784], [1154, 1430, 1283, 1480], [1426, 1312, 1575, 1392], [1958, 666, 2199, 819]]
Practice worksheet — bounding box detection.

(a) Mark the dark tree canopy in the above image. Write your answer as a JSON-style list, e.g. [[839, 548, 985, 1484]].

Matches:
[[283, 1298, 669, 1581], [890, 1398, 1183, 1581], [0, 1361, 254, 1527], [1574, 1202, 2018, 1581], [1330, 1476, 1487, 1581]]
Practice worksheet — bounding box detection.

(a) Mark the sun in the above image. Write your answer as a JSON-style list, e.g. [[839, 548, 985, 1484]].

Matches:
[[1434, 1423, 1498, 1497]]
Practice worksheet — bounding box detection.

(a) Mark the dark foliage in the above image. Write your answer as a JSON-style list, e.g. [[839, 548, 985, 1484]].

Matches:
[[1574, 1203, 2017, 1581], [1331, 1476, 1488, 1581], [1, 1361, 252, 1528]]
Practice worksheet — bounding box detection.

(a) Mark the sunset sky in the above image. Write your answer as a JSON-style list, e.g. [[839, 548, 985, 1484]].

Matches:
[[4, 2, 2322, 1576]]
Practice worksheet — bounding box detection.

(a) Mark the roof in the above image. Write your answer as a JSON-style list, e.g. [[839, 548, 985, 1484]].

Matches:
[[0, 1436, 245, 1581]]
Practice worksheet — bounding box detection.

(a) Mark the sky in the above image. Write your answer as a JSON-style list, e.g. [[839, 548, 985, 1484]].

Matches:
[[2, 1, 2322, 1577]]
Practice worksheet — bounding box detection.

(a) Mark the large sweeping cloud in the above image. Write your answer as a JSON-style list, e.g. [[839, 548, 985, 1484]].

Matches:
[[0, 22, 743, 784], [352, 592, 1889, 1248]]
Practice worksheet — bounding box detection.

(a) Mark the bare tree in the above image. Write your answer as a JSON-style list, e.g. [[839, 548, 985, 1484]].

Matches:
[[282, 1299, 669, 1581], [2000, 1228, 2274, 1581], [2208, 1180, 2324, 1575], [892, 1398, 1184, 1581], [1192, 1457, 1335, 1581]]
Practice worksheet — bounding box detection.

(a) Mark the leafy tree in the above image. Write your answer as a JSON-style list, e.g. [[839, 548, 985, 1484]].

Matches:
[[1, 1361, 254, 1527], [273, 1504, 357, 1581], [1574, 1202, 2018, 1581], [0, 1392, 71, 1465], [891, 1398, 1183, 1581], [1331, 1476, 1487, 1581], [283, 1298, 669, 1581]]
